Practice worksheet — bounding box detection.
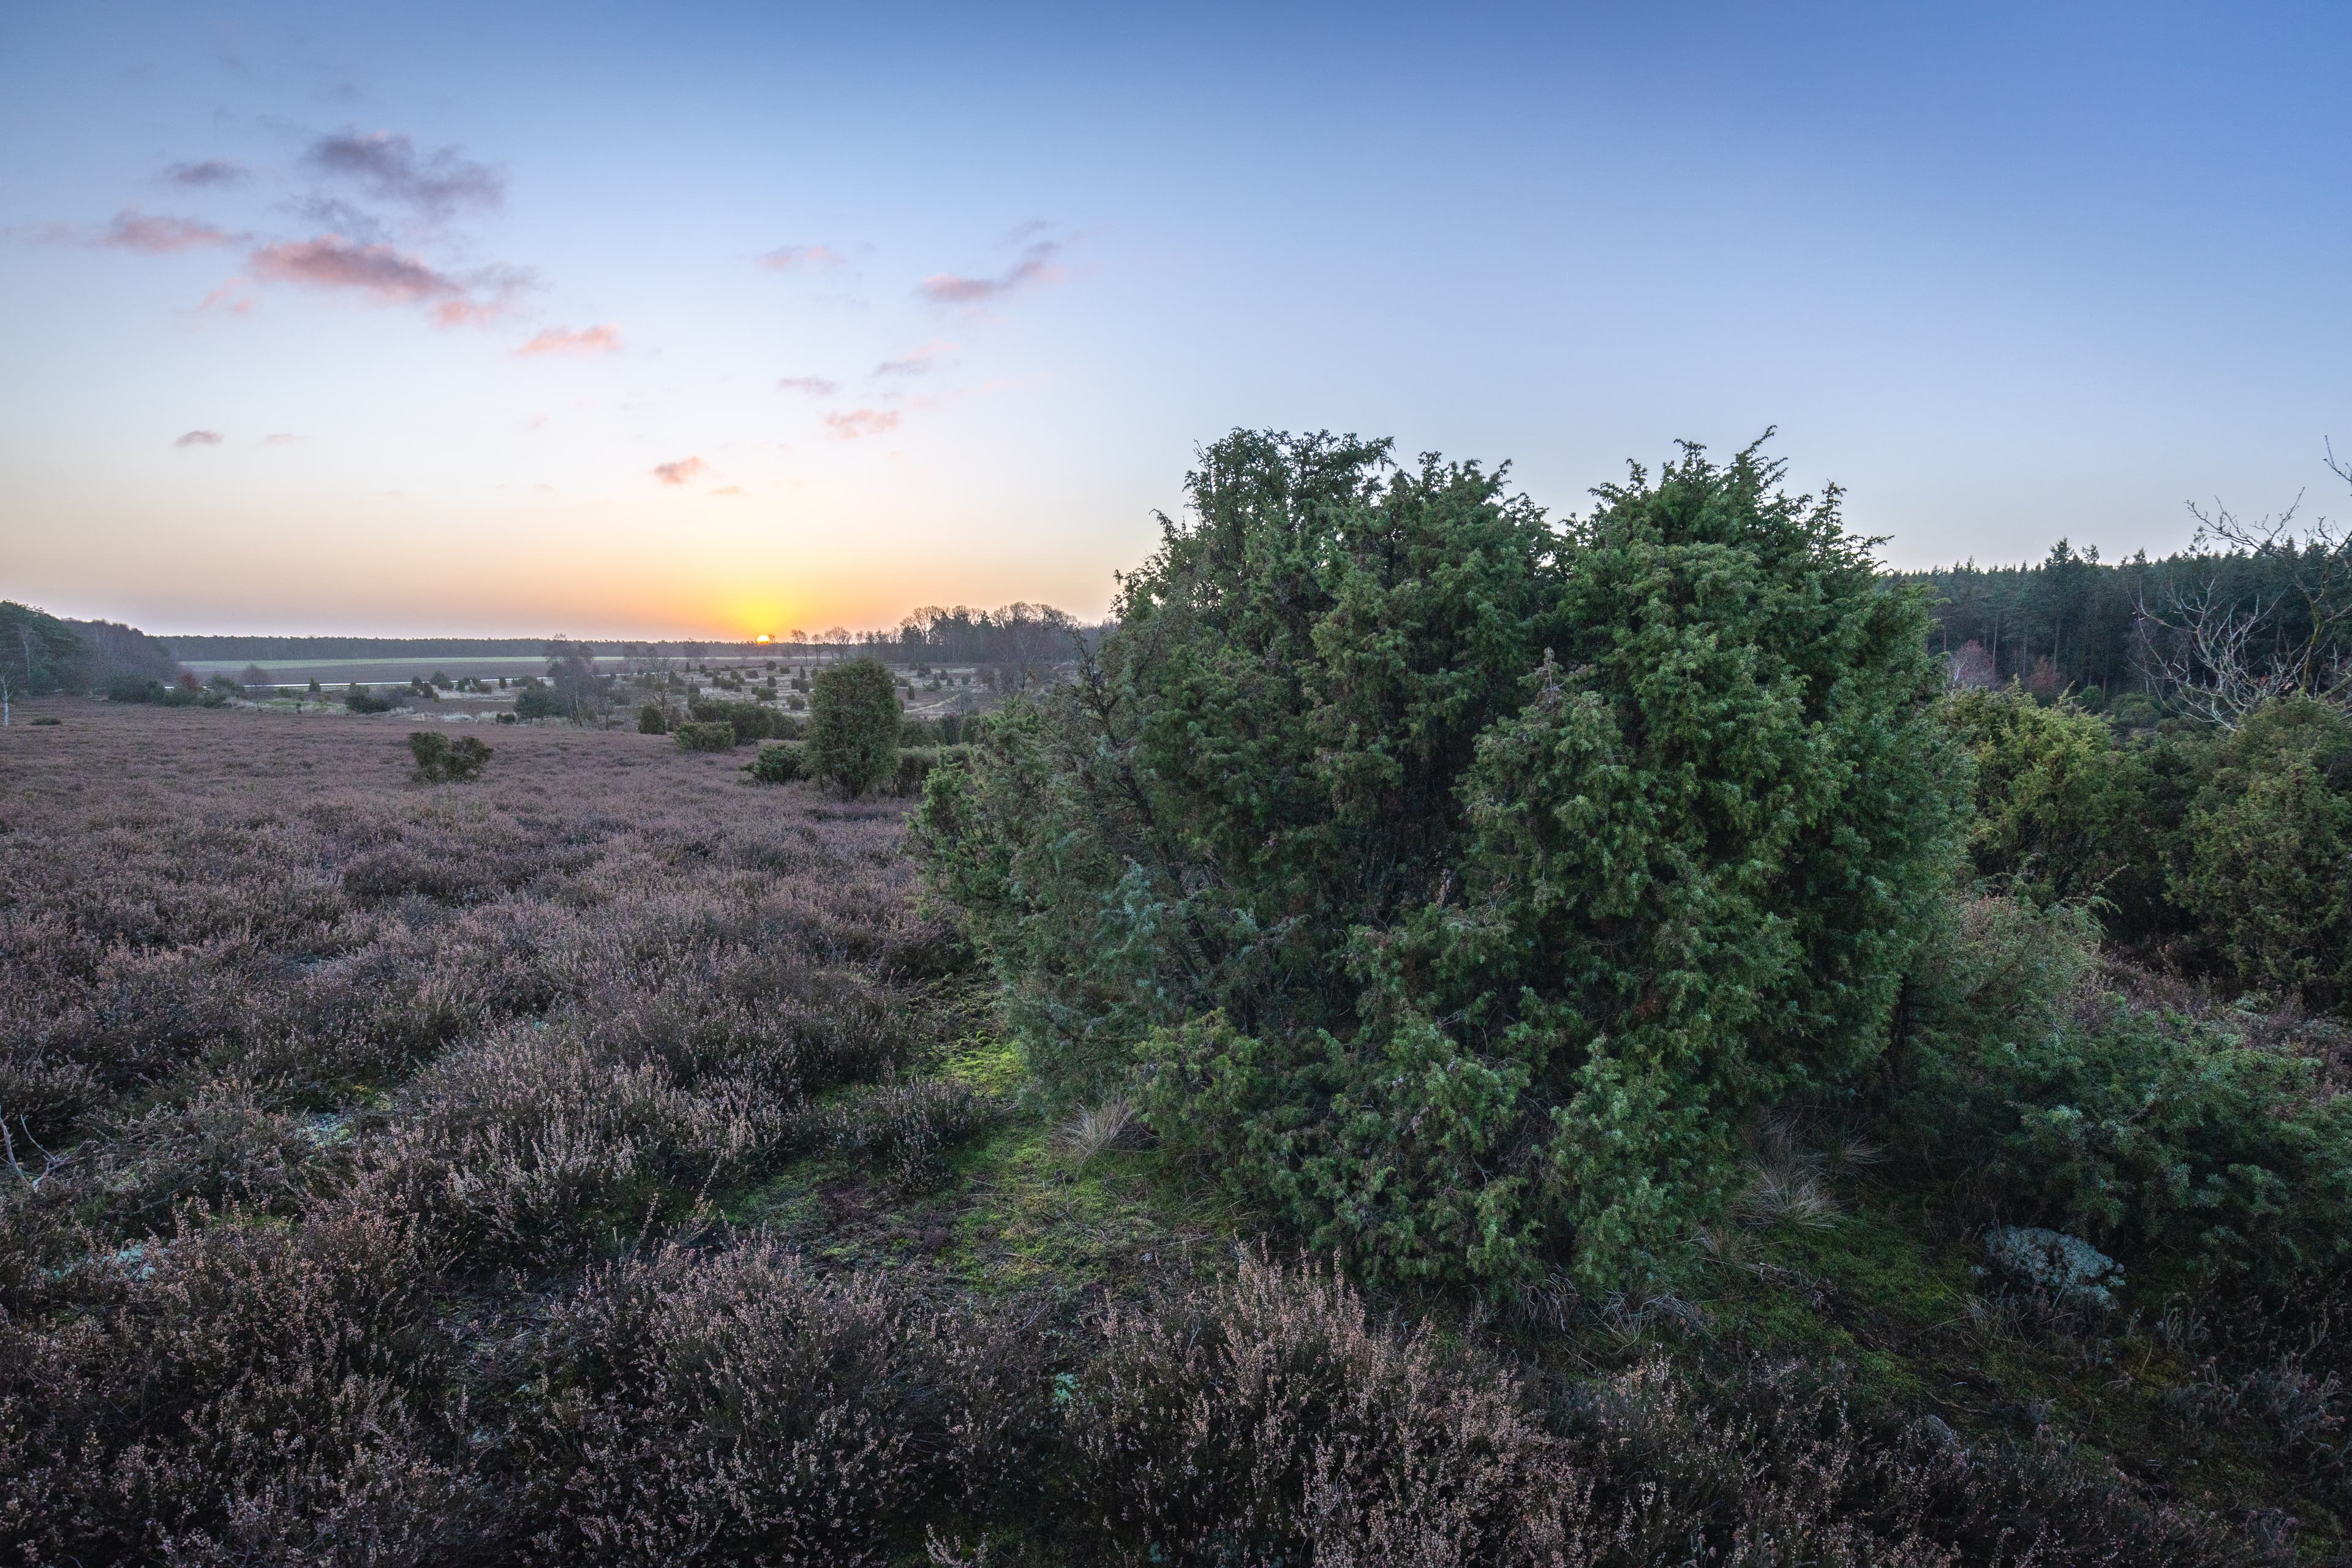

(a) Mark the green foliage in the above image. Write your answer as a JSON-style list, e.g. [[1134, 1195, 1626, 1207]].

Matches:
[[0, 601, 84, 693], [1901, 894, 2352, 1287], [748, 739, 802, 782], [407, 731, 492, 783], [673, 720, 736, 753], [344, 683, 394, 715], [808, 657, 901, 797], [920, 431, 1961, 1289], [1939, 684, 2147, 906], [891, 744, 960, 797], [636, 701, 668, 734], [2176, 698, 2352, 1008], [688, 695, 797, 742], [511, 678, 561, 720]]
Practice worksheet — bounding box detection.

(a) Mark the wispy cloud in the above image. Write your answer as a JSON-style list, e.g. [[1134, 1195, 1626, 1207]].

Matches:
[[875, 339, 959, 377], [287, 195, 394, 245], [711, 485, 746, 497], [198, 277, 257, 316], [175, 429, 223, 447], [824, 409, 900, 440], [516, 323, 620, 357], [164, 159, 246, 188], [34, 208, 236, 253], [104, 208, 233, 252], [652, 456, 707, 485], [248, 236, 530, 326], [263, 432, 303, 445], [756, 244, 843, 273], [777, 375, 839, 397], [918, 238, 1063, 306], [303, 130, 503, 219]]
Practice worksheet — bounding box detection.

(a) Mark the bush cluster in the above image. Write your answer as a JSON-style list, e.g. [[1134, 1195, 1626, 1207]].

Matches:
[[672, 719, 736, 752], [1900, 892, 2352, 1288], [1945, 686, 2352, 1008], [688, 696, 800, 743], [921, 431, 1961, 1287]]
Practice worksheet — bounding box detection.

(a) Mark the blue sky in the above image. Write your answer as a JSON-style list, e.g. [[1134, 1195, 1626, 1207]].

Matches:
[[2, 1, 2346, 635]]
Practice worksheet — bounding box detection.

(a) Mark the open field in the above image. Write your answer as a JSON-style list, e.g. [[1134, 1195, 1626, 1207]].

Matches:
[[2, 693, 2346, 1564]]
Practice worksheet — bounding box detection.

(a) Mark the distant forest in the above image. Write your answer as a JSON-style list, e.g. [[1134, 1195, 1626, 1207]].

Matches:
[[1902, 533, 2351, 700]]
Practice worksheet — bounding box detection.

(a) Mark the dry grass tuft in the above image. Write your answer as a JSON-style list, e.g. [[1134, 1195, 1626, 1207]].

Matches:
[[1054, 1093, 1135, 1164]]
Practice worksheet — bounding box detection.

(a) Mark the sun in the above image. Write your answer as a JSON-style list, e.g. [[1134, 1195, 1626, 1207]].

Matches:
[[755, 633, 773, 644]]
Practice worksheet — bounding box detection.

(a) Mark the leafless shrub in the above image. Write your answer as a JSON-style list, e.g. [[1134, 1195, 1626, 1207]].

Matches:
[[2136, 459, 2352, 729]]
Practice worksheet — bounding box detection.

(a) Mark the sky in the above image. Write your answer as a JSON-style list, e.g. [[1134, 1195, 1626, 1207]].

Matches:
[[2, 1, 2348, 638]]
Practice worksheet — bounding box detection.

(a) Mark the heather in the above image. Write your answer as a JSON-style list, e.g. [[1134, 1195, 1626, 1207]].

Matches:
[[4, 612, 2350, 1558]]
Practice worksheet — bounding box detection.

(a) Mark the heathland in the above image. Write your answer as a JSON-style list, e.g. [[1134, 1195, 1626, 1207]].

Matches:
[[5, 432, 2352, 1564]]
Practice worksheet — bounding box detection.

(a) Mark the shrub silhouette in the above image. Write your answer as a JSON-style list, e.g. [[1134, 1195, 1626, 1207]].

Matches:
[[406, 731, 492, 782], [920, 431, 1961, 1288], [636, 701, 668, 734], [809, 658, 900, 797]]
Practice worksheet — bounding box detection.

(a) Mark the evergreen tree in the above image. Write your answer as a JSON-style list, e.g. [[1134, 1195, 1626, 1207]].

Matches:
[[920, 431, 1961, 1287]]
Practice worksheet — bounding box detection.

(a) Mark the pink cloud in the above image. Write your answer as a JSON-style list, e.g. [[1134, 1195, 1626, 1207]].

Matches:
[[99, 208, 232, 253], [711, 485, 745, 497], [652, 456, 707, 485], [32, 208, 234, 253], [777, 375, 838, 396], [824, 409, 901, 440], [918, 239, 1062, 306], [247, 236, 528, 326], [875, 339, 959, 376], [175, 429, 223, 447], [198, 277, 257, 316], [516, 323, 620, 357], [252, 236, 458, 304], [757, 244, 843, 272]]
